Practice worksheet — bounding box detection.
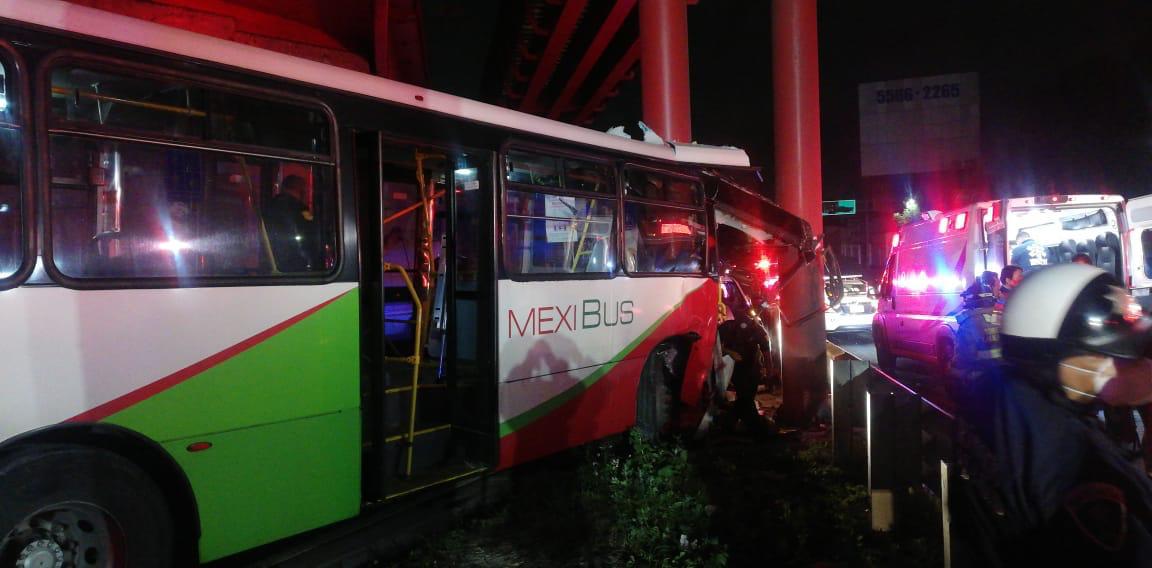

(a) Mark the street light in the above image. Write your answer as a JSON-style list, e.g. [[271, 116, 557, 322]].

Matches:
[[904, 197, 917, 211]]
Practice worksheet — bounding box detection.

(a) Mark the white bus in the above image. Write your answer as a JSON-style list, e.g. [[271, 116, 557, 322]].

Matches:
[[0, 2, 813, 564]]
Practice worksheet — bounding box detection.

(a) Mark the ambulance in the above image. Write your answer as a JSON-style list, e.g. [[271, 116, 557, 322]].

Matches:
[[872, 194, 1146, 374]]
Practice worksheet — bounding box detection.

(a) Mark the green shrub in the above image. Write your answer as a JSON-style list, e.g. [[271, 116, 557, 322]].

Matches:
[[581, 431, 728, 567]]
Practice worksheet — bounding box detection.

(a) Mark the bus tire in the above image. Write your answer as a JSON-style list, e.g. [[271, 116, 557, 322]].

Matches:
[[0, 445, 175, 567], [636, 347, 675, 441]]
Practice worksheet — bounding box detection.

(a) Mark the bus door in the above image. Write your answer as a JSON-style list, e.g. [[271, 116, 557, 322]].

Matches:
[[354, 133, 495, 500], [1125, 194, 1152, 308]]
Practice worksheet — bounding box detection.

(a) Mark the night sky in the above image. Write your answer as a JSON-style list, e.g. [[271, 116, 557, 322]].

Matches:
[[423, 1, 1152, 212]]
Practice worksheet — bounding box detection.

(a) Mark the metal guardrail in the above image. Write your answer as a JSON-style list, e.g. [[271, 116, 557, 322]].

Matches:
[[827, 342, 960, 567]]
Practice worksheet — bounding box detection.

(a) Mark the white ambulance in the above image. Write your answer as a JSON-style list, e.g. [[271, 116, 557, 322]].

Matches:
[[872, 194, 1141, 374]]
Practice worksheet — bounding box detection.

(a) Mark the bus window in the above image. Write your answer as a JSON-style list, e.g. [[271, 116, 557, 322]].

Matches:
[[0, 56, 21, 281], [503, 149, 617, 276], [504, 189, 615, 275], [563, 158, 614, 193], [48, 135, 337, 279], [505, 151, 561, 187], [625, 169, 702, 206], [623, 203, 705, 274], [51, 67, 206, 140], [50, 65, 331, 156]]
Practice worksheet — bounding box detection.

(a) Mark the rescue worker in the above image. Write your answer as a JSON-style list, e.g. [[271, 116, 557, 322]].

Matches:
[[951, 273, 1002, 391], [717, 314, 773, 436], [1010, 230, 1049, 271], [955, 264, 1152, 565], [993, 264, 1023, 312]]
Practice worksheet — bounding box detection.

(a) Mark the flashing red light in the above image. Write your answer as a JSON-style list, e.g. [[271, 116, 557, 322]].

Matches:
[[1043, 195, 1070, 204], [992, 201, 1002, 222], [763, 277, 779, 288], [891, 233, 900, 249], [954, 212, 967, 230], [659, 223, 692, 236], [755, 257, 774, 271], [938, 217, 949, 234]]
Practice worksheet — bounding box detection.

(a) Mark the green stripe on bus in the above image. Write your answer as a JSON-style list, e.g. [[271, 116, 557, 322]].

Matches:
[[105, 290, 361, 440], [499, 301, 682, 437], [103, 290, 362, 561]]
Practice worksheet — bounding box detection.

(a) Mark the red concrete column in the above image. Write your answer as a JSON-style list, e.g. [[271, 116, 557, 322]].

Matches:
[[639, 0, 691, 142], [772, 0, 826, 426]]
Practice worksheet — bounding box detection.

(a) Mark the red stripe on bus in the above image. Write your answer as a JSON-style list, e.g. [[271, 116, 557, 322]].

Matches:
[[67, 292, 349, 424]]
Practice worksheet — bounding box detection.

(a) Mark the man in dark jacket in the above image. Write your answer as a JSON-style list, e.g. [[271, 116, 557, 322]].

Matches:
[[956, 264, 1152, 566]]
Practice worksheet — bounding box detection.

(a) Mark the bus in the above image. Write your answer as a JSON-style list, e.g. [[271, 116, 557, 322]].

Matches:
[[0, 1, 814, 565]]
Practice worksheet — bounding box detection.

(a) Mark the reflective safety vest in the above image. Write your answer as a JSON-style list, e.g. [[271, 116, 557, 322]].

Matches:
[[956, 307, 1002, 368]]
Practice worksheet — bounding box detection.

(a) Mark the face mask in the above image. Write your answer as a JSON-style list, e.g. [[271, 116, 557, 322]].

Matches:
[[1056, 355, 1116, 403]]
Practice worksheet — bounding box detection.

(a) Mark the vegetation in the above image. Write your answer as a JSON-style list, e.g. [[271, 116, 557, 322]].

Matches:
[[395, 430, 941, 567]]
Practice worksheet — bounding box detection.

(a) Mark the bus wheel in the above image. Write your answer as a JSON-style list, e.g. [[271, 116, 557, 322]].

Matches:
[[636, 347, 675, 441], [0, 446, 174, 567]]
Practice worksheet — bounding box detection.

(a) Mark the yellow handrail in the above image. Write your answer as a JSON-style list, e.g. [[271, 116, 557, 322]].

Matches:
[[381, 262, 423, 477], [568, 197, 598, 272]]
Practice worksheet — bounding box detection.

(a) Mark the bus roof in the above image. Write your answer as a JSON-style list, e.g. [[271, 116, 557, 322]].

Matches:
[[0, 0, 751, 168]]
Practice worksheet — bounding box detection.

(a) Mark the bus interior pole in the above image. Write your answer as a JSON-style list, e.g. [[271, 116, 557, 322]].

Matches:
[[772, 0, 826, 426]]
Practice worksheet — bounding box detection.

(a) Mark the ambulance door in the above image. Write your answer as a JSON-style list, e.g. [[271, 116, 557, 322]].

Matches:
[[1124, 194, 1152, 307]]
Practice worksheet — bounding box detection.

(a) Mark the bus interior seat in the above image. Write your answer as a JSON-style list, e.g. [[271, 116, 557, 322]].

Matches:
[[1105, 232, 1122, 277], [1095, 234, 1117, 276], [1057, 240, 1075, 263], [1078, 238, 1096, 260]]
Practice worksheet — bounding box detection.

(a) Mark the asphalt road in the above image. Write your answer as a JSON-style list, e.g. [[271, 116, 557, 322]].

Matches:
[[827, 327, 952, 410]]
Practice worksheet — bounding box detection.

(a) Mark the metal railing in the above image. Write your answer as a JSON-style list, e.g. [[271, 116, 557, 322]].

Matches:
[[828, 344, 962, 567]]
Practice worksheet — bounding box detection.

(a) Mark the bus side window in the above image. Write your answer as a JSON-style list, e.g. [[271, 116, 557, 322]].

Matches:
[[0, 57, 23, 282]]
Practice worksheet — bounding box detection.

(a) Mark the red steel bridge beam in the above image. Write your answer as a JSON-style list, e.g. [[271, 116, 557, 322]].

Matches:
[[546, 0, 636, 120], [519, 0, 588, 114], [574, 40, 640, 125], [773, 0, 826, 426], [638, 0, 691, 142]]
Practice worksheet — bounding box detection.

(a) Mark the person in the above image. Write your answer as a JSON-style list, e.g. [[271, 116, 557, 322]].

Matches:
[[953, 272, 1003, 382], [994, 265, 1023, 312], [1011, 230, 1049, 271], [955, 264, 1152, 565], [961, 270, 1001, 309], [717, 314, 773, 436], [264, 174, 318, 272], [1072, 252, 1093, 265]]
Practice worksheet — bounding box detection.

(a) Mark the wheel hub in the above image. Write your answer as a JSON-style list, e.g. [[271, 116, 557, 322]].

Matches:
[[16, 539, 64, 568], [2, 506, 117, 568]]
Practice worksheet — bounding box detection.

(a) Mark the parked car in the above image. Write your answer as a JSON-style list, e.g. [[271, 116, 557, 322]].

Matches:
[[825, 275, 877, 332]]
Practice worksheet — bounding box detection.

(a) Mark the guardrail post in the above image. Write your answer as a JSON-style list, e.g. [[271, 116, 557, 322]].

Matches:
[[893, 390, 924, 528], [940, 459, 955, 568], [866, 380, 896, 531], [831, 358, 870, 471]]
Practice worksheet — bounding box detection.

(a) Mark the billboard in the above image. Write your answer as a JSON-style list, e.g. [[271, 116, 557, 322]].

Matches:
[[858, 72, 980, 177]]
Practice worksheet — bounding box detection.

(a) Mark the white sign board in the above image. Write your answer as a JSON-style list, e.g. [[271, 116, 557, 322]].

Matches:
[[543, 195, 611, 243], [858, 72, 980, 176]]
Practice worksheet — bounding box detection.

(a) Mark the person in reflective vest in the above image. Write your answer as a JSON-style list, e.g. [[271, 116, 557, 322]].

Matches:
[[954, 264, 1152, 566]]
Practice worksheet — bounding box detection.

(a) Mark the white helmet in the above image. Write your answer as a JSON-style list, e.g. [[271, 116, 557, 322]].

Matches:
[[1002, 264, 1152, 361]]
